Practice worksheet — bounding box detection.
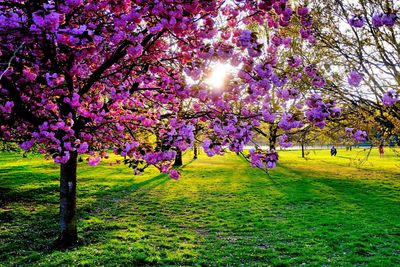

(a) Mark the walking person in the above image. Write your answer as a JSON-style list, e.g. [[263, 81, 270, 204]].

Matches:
[[330, 146, 337, 156], [379, 144, 384, 158]]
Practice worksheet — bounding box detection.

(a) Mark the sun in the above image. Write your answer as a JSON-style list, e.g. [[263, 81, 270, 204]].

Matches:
[[206, 62, 232, 89]]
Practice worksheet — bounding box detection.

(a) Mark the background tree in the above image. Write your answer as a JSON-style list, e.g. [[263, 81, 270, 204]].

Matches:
[[308, 0, 399, 141]]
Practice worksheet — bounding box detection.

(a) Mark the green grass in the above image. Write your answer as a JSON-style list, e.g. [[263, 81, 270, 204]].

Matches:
[[0, 148, 399, 266]]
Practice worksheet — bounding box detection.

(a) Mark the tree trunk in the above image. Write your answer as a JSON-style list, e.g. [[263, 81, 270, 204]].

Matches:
[[193, 143, 198, 159], [269, 124, 277, 150], [174, 149, 183, 166], [301, 142, 305, 158], [57, 151, 78, 248]]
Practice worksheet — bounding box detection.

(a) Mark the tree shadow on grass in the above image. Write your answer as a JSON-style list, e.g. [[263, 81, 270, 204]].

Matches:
[[2, 158, 399, 266], [0, 155, 201, 265], [0, 166, 176, 266]]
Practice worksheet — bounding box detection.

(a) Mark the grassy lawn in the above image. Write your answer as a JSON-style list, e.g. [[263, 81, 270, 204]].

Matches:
[[0, 148, 399, 266]]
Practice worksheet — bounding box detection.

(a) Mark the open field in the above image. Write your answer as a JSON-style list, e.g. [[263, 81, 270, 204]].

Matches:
[[0, 148, 399, 266]]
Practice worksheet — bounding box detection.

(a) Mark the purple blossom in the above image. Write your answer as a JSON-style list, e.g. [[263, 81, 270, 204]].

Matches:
[[305, 94, 340, 128], [271, 74, 288, 87], [348, 70, 363, 87], [254, 63, 273, 78], [127, 44, 143, 58], [88, 157, 101, 166], [312, 76, 326, 87], [54, 151, 70, 164], [65, 0, 83, 7], [297, 6, 309, 17], [304, 64, 317, 77], [278, 113, 303, 131], [202, 138, 223, 157], [299, 28, 313, 39], [353, 130, 367, 142], [77, 142, 89, 154], [239, 30, 252, 48], [301, 17, 313, 28], [382, 13, 398, 27], [271, 34, 282, 46], [262, 109, 276, 123], [372, 13, 384, 27], [0, 101, 14, 113], [20, 140, 34, 150], [382, 89, 399, 107], [278, 134, 292, 148], [169, 169, 180, 180], [249, 149, 279, 169], [276, 88, 299, 100], [348, 15, 365, 28], [287, 55, 302, 68], [345, 128, 367, 142], [372, 12, 397, 27]]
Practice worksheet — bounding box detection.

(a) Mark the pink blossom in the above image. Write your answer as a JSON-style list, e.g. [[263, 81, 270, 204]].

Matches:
[[169, 169, 180, 180], [54, 151, 70, 164], [77, 142, 89, 154], [20, 140, 34, 150], [88, 157, 101, 167], [65, 0, 83, 8], [127, 45, 143, 58], [0, 101, 14, 113]]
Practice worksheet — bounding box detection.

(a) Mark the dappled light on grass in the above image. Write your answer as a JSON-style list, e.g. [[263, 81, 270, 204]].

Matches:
[[0, 149, 399, 265]]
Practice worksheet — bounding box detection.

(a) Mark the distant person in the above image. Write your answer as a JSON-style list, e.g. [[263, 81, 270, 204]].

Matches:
[[330, 146, 337, 156], [379, 144, 384, 158]]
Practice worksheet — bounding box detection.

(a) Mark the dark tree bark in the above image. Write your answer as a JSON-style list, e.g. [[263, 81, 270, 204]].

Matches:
[[193, 142, 198, 159], [301, 142, 305, 158], [269, 124, 278, 150], [174, 149, 183, 166], [56, 151, 78, 248]]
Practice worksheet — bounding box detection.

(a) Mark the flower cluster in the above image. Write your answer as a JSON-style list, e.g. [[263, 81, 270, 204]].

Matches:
[[349, 12, 398, 28], [297, 6, 315, 44], [382, 89, 399, 107], [287, 56, 302, 68], [278, 113, 303, 131], [249, 149, 279, 169], [372, 12, 398, 27], [276, 88, 300, 101], [348, 15, 365, 28], [346, 128, 367, 142], [238, 29, 262, 57], [278, 134, 292, 148], [348, 70, 363, 87], [161, 119, 195, 151], [305, 94, 341, 128]]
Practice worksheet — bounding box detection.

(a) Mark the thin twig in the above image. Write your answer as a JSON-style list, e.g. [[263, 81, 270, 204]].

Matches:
[[0, 42, 25, 80]]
